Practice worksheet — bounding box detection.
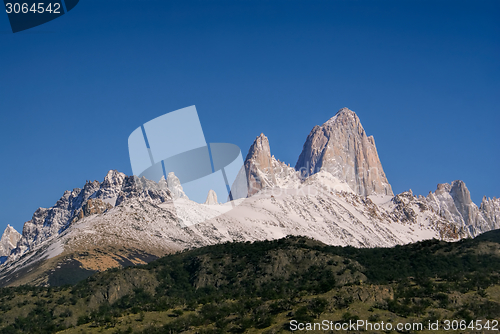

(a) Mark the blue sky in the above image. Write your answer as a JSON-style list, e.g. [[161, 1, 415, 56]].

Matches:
[[0, 0, 499, 233]]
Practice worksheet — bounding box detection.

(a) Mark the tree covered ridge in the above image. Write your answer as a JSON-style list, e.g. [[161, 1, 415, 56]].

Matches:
[[0, 230, 499, 333]]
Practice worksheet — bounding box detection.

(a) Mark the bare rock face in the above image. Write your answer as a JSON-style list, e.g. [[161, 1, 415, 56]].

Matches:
[[166, 172, 187, 200], [0, 225, 21, 257], [449, 181, 483, 231], [245, 133, 277, 196], [244, 133, 299, 196], [204, 190, 218, 205], [245, 108, 392, 197], [295, 108, 393, 196], [426, 180, 500, 236], [72, 199, 113, 223], [481, 196, 500, 230]]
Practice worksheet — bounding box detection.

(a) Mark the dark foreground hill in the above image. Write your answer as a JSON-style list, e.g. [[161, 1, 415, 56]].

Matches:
[[1, 231, 500, 333]]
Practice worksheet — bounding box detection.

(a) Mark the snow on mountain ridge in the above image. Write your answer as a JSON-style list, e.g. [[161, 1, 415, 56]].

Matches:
[[91, 170, 127, 206], [481, 196, 500, 229], [323, 107, 349, 125], [425, 180, 500, 237], [244, 133, 301, 196], [7, 171, 173, 265], [1, 171, 470, 285]]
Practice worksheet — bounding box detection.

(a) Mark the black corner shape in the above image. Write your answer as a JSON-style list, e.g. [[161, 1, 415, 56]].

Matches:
[[4, 0, 79, 33]]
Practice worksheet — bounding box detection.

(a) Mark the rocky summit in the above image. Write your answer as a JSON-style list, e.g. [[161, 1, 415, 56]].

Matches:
[[244, 133, 299, 195], [244, 133, 277, 196], [295, 107, 393, 196], [204, 189, 218, 205], [0, 225, 21, 259]]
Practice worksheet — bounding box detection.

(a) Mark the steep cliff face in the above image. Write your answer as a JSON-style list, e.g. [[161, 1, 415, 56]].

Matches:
[[244, 133, 277, 195], [481, 196, 500, 230], [295, 108, 393, 196], [0, 225, 21, 258], [244, 133, 299, 195], [426, 180, 500, 236], [166, 172, 187, 200], [204, 190, 218, 205]]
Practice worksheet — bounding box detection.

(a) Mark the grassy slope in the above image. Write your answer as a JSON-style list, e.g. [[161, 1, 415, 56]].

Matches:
[[0, 231, 499, 333]]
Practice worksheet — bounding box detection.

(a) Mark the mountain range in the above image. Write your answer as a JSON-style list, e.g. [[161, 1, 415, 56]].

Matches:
[[0, 107, 498, 287]]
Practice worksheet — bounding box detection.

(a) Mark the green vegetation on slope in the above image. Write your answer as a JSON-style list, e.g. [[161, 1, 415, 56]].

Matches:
[[0, 230, 500, 333]]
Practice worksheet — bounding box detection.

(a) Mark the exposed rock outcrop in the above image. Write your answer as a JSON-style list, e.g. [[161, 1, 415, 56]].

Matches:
[[295, 108, 393, 196], [166, 172, 187, 200], [0, 225, 21, 258], [204, 190, 218, 205], [245, 133, 277, 196], [72, 198, 113, 223], [426, 180, 500, 237], [1, 107, 498, 287], [244, 133, 299, 196], [481, 196, 500, 230]]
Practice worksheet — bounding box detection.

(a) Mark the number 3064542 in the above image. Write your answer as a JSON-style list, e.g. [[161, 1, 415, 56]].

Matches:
[[5, 3, 61, 14]]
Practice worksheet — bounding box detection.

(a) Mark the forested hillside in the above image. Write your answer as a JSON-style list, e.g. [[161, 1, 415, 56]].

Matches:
[[1, 231, 500, 333]]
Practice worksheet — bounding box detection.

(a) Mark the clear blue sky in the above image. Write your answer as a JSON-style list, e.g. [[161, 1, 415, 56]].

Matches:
[[1, 0, 499, 233]]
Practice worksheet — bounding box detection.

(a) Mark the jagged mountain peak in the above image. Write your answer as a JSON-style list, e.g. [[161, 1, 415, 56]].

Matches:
[[244, 133, 277, 196], [0, 225, 21, 258], [245, 133, 271, 161], [103, 170, 126, 186], [324, 107, 358, 125], [244, 108, 392, 197], [2, 225, 19, 236], [4, 170, 173, 264], [337, 106, 352, 114], [435, 182, 452, 194], [450, 180, 472, 206], [295, 107, 393, 197], [426, 180, 500, 236], [244, 133, 301, 196], [482, 196, 499, 204], [434, 180, 472, 204], [1, 111, 499, 287], [204, 189, 218, 205], [166, 172, 187, 200]]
